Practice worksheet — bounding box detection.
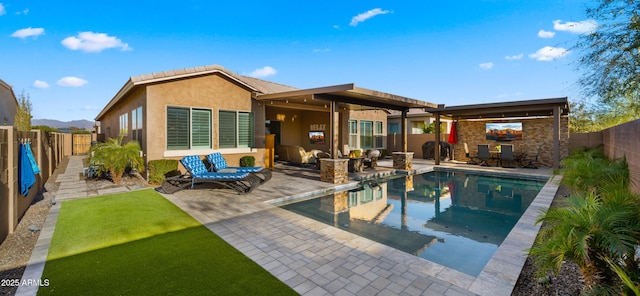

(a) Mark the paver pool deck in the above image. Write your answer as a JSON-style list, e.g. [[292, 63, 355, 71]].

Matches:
[[18, 155, 559, 296]]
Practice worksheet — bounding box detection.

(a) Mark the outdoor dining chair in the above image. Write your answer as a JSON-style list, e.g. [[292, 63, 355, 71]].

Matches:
[[464, 143, 478, 165], [477, 144, 491, 166], [499, 144, 516, 168]]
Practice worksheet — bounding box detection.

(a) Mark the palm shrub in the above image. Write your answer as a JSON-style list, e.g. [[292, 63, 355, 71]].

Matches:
[[90, 137, 144, 184], [530, 147, 640, 294], [530, 190, 640, 291]]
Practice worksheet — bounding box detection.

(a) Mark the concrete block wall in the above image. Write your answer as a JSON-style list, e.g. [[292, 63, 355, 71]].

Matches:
[[602, 119, 640, 195], [0, 128, 68, 243]]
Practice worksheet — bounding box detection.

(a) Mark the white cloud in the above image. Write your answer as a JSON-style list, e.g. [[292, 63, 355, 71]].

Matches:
[[61, 32, 131, 52], [82, 106, 98, 110], [313, 48, 331, 53], [529, 46, 569, 61], [57, 76, 88, 87], [553, 19, 597, 34], [333, 25, 340, 29], [479, 62, 494, 70], [249, 66, 277, 78], [0, 3, 5, 16], [15, 8, 29, 15], [350, 8, 390, 26], [505, 54, 523, 60], [33, 80, 50, 89], [537, 30, 555, 38], [11, 27, 45, 39]]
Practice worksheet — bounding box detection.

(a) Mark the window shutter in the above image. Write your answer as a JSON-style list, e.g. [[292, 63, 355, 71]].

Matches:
[[167, 107, 190, 150], [219, 111, 237, 148], [238, 112, 254, 148], [191, 109, 211, 149]]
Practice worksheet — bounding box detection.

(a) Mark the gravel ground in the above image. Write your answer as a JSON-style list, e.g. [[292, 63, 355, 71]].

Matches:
[[511, 185, 586, 296], [0, 160, 584, 295]]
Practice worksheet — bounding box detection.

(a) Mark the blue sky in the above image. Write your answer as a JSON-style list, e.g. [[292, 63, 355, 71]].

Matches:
[[0, 0, 595, 122]]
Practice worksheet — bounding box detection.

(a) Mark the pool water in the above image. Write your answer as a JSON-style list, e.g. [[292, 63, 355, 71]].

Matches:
[[280, 171, 546, 276]]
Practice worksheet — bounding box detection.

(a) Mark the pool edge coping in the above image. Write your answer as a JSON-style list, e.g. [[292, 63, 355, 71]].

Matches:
[[267, 166, 560, 296]]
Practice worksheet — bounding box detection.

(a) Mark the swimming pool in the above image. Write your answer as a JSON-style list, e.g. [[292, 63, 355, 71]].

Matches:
[[280, 171, 547, 276]]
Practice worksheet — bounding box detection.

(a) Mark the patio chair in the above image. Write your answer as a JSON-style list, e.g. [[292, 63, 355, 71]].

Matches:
[[363, 149, 381, 168], [499, 144, 516, 168], [521, 145, 542, 169], [477, 144, 491, 166], [464, 143, 478, 165], [206, 152, 272, 183], [160, 155, 261, 194]]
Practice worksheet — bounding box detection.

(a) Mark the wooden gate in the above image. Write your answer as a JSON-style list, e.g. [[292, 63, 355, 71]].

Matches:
[[72, 134, 92, 155]]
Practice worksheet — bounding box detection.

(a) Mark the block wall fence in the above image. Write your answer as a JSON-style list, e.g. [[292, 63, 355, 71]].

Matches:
[[0, 127, 70, 243]]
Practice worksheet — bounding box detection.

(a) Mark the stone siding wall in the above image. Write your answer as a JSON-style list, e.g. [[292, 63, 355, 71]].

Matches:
[[455, 117, 569, 167]]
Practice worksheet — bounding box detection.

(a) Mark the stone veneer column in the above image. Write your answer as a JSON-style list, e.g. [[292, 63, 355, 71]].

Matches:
[[320, 159, 349, 184], [392, 152, 413, 171]]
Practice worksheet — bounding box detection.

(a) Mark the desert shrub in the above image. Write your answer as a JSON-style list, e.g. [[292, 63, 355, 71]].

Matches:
[[530, 147, 640, 294], [240, 156, 255, 167], [148, 159, 179, 185], [90, 137, 144, 184]]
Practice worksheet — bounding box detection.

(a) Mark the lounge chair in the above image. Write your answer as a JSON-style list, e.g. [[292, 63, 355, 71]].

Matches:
[[160, 155, 261, 194], [206, 152, 272, 184]]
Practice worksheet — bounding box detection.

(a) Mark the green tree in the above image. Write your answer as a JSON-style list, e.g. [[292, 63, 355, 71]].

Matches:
[[420, 122, 444, 134], [576, 0, 640, 123], [32, 125, 60, 133], [90, 137, 144, 185], [14, 90, 32, 131]]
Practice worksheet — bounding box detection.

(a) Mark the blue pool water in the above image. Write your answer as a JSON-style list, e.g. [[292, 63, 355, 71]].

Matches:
[[280, 171, 546, 276]]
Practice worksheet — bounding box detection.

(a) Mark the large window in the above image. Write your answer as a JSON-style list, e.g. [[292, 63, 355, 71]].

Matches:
[[219, 110, 254, 149], [348, 120, 358, 149], [119, 113, 128, 136], [167, 107, 211, 150], [360, 121, 373, 149], [131, 106, 143, 142], [375, 121, 383, 148]]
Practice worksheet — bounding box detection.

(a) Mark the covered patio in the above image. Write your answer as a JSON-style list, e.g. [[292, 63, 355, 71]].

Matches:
[[426, 97, 570, 169], [256, 83, 438, 182]]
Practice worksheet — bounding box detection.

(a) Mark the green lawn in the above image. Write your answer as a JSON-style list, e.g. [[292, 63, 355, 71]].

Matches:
[[38, 189, 297, 295]]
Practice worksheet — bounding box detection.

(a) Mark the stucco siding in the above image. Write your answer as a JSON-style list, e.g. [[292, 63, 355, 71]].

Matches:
[[145, 74, 253, 161]]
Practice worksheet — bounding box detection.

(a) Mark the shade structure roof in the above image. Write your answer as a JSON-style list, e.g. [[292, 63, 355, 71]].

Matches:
[[256, 83, 438, 111], [425, 97, 569, 120]]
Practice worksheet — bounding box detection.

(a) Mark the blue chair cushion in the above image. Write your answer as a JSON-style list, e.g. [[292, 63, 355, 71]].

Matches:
[[208, 152, 228, 171], [207, 153, 264, 173], [181, 155, 208, 175]]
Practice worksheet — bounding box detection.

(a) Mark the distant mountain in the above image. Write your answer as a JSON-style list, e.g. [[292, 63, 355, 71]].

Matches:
[[32, 119, 94, 129]]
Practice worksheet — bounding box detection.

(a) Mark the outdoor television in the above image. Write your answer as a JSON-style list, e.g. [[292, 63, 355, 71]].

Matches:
[[486, 122, 523, 141], [309, 131, 325, 144]]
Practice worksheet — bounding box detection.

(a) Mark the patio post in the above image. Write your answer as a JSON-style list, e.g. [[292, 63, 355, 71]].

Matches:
[[553, 105, 561, 169], [434, 107, 442, 165], [401, 108, 407, 152], [330, 100, 339, 159]]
